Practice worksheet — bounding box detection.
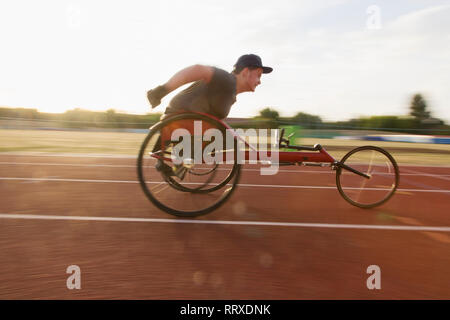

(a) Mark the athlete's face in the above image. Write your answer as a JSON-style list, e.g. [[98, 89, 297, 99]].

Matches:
[[245, 68, 263, 92]]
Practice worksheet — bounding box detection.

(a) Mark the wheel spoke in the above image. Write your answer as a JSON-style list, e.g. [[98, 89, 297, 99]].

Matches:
[[354, 150, 375, 203], [150, 181, 170, 195]]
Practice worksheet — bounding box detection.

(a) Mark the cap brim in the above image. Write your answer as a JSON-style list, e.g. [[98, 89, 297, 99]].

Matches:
[[262, 66, 273, 74]]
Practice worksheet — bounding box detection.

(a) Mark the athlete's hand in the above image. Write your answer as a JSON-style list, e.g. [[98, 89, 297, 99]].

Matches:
[[147, 85, 168, 108]]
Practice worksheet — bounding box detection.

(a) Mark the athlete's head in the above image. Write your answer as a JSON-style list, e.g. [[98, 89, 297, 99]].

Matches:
[[232, 54, 272, 93]]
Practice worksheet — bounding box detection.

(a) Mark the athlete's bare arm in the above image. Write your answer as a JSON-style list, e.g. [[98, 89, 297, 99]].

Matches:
[[147, 65, 214, 108], [164, 65, 214, 92]]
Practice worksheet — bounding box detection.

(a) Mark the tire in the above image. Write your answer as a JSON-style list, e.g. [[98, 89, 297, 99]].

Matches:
[[137, 113, 241, 217], [336, 146, 400, 208]]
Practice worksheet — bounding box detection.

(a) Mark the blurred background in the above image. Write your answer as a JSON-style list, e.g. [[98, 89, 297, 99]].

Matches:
[[1, 92, 449, 165], [0, 0, 449, 300], [1, 0, 449, 163]]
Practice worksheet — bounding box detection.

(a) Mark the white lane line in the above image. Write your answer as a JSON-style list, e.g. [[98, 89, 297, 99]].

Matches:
[[0, 213, 449, 232], [0, 161, 332, 174], [1, 177, 449, 193], [0, 177, 137, 184], [2, 153, 450, 169], [1, 162, 450, 177], [0, 162, 135, 168], [0, 161, 318, 172], [401, 167, 450, 182], [0, 153, 137, 159]]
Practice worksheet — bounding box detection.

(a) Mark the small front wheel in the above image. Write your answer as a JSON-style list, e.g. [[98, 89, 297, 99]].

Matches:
[[336, 146, 400, 208]]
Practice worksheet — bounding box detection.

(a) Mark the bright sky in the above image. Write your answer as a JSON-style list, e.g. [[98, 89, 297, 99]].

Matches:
[[0, 0, 449, 122]]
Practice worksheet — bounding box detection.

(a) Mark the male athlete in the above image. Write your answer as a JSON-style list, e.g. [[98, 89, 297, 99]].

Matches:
[[146, 54, 273, 177], [146, 54, 273, 119]]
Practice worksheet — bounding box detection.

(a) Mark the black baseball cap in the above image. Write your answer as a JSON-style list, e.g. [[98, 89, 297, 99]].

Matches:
[[234, 54, 273, 74]]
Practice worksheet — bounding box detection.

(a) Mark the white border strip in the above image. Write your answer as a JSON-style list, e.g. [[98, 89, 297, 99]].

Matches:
[[0, 213, 449, 232]]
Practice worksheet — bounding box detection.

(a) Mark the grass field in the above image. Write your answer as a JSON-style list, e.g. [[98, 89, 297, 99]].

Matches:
[[0, 129, 144, 155], [1, 129, 449, 165]]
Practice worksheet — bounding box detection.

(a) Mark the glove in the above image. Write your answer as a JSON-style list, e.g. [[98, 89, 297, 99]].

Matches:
[[147, 85, 169, 108]]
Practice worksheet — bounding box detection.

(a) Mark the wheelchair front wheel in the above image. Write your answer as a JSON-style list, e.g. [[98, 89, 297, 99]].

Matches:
[[336, 146, 400, 208]]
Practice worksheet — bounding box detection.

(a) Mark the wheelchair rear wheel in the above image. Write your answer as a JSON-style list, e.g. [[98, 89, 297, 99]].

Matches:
[[137, 113, 241, 217]]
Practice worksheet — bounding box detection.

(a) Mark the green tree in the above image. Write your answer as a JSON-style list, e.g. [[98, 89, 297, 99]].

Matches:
[[106, 109, 116, 121], [409, 94, 430, 120], [293, 112, 322, 124], [259, 107, 279, 119]]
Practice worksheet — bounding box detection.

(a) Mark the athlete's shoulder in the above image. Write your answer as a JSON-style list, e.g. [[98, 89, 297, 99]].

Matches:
[[211, 66, 232, 76], [210, 66, 235, 87]]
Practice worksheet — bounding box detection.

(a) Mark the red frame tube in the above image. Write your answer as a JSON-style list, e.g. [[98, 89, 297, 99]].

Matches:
[[149, 111, 337, 165], [246, 148, 336, 164]]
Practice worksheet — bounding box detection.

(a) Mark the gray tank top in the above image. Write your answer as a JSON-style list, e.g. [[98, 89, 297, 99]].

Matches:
[[165, 67, 237, 119]]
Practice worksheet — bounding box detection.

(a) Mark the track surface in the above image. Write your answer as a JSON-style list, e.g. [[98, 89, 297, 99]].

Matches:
[[0, 154, 449, 299]]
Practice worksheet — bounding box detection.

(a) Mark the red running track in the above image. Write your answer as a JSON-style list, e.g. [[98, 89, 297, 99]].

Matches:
[[0, 154, 449, 299]]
